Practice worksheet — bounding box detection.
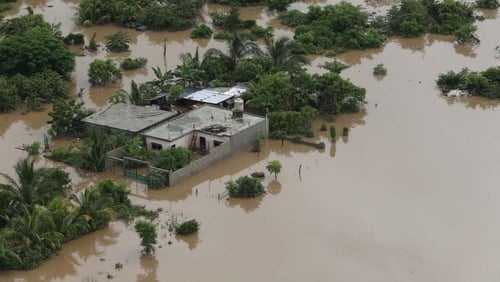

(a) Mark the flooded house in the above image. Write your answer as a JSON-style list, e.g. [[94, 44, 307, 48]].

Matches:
[[179, 84, 248, 108], [82, 103, 177, 135], [143, 100, 267, 154]]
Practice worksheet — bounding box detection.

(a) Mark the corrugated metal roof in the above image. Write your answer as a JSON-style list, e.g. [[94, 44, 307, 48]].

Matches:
[[181, 86, 247, 104]]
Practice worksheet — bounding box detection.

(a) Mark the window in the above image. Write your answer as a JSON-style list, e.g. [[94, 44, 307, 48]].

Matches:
[[151, 142, 163, 151], [171, 144, 176, 148], [213, 140, 223, 147]]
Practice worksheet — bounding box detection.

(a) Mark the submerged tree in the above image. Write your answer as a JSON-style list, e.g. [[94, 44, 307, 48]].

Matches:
[[203, 32, 262, 71], [134, 220, 157, 254]]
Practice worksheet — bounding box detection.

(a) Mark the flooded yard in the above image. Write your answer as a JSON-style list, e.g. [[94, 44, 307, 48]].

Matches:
[[1, 0, 500, 281]]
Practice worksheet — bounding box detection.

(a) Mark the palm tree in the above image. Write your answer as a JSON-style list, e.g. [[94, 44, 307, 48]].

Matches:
[[47, 197, 78, 235], [174, 47, 206, 87], [203, 32, 262, 70], [264, 36, 308, 74], [0, 229, 21, 268], [0, 158, 60, 210], [80, 130, 112, 172], [151, 66, 175, 93], [266, 160, 282, 180], [71, 187, 114, 230], [105, 31, 131, 52], [8, 205, 64, 251]]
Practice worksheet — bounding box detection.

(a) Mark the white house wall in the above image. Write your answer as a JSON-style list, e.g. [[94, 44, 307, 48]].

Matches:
[[196, 132, 230, 151]]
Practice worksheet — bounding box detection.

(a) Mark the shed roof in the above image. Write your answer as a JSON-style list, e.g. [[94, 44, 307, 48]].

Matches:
[[180, 85, 247, 104], [83, 103, 177, 133], [144, 104, 264, 141]]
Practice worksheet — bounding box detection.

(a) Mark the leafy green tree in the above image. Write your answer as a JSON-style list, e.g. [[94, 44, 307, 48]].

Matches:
[[313, 72, 366, 114], [134, 220, 157, 254], [225, 176, 265, 198], [47, 197, 78, 235], [247, 73, 293, 114], [319, 60, 350, 74], [0, 76, 19, 113], [120, 57, 147, 70], [154, 147, 191, 171], [0, 14, 51, 37], [88, 59, 122, 85], [123, 136, 148, 161], [266, 160, 282, 180], [0, 27, 75, 78], [476, 0, 499, 8], [265, 0, 295, 11], [48, 99, 94, 138], [105, 31, 131, 52]]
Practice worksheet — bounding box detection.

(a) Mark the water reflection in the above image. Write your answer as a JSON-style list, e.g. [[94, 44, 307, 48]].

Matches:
[[442, 96, 500, 110], [136, 256, 159, 282], [267, 180, 282, 195], [226, 194, 264, 213], [175, 232, 200, 250]]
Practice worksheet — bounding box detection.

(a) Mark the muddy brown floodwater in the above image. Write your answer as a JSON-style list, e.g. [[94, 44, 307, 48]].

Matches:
[[1, 0, 500, 281]]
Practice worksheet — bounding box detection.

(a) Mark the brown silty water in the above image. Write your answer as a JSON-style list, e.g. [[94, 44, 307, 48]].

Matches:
[[1, 0, 500, 281]]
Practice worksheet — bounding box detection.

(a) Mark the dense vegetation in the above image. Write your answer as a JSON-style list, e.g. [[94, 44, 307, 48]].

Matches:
[[280, 2, 385, 54], [0, 158, 154, 270], [77, 0, 204, 30], [154, 147, 192, 171], [436, 67, 500, 98], [48, 100, 94, 138], [0, 14, 75, 112], [134, 220, 157, 254]]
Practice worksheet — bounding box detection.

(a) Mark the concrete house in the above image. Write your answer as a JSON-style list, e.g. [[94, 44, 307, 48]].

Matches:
[[143, 102, 267, 155], [83, 103, 177, 135]]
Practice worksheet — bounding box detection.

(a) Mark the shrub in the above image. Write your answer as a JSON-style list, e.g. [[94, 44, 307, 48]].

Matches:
[[120, 57, 148, 70], [88, 59, 122, 85], [342, 127, 349, 136], [251, 138, 262, 152], [175, 219, 199, 235], [105, 31, 130, 52], [251, 25, 273, 38], [49, 147, 85, 166], [190, 24, 213, 39], [329, 126, 336, 140], [373, 64, 387, 76], [146, 169, 166, 190], [316, 141, 326, 149], [63, 33, 85, 45], [225, 176, 265, 198], [26, 142, 41, 155], [320, 123, 327, 131], [292, 134, 302, 143], [155, 147, 191, 171], [476, 0, 499, 8], [0, 76, 18, 113], [134, 220, 157, 254]]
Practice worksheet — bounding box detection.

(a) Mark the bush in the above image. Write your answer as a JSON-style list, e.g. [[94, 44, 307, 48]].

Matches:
[[120, 57, 148, 70], [154, 147, 191, 171], [146, 169, 166, 190], [49, 147, 85, 166], [330, 126, 336, 140], [26, 142, 41, 155], [476, 0, 499, 8], [320, 123, 327, 131], [373, 64, 387, 76], [190, 24, 213, 39], [88, 59, 122, 85], [105, 31, 130, 52], [134, 220, 157, 254], [342, 127, 349, 136], [226, 176, 265, 198], [175, 219, 199, 235], [0, 76, 18, 113], [63, 33, 85, 45], [251, 25, 273, 38]]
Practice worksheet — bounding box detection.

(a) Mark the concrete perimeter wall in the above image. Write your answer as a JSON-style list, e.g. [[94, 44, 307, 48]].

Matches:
[[168, 141, 231, 186], [167, 118, 267, 186], [230, 119, 267, 154], [105, 146, 125, 170]]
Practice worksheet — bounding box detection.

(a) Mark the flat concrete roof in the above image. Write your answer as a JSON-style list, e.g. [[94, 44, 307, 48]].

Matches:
[[144, 104, 264, 141], [180, 85, 247, 104], [83, 103, 177, 134]]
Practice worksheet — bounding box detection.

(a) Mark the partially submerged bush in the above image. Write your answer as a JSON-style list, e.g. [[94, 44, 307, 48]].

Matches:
[[120, 57, 148, 70], [373, 64, 387, 76], [190, 24, 213, 39], [146, 169, 166, 190], [26, 142, 41, 155], [175, 219, 199, 235], [226, 176, 265, 198], [436, 67, 500, 98]]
